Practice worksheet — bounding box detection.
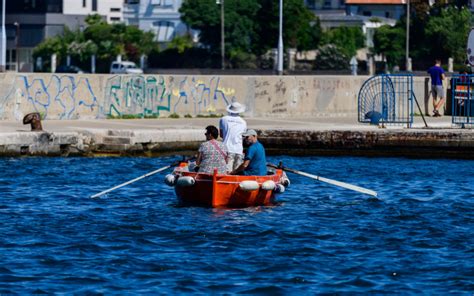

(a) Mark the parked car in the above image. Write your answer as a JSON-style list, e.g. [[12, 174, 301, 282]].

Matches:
[[110, 61, 143, 74], [55, 65, 87, 74]]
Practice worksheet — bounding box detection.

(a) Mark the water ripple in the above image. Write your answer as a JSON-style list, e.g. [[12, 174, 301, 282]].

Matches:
[[0, 156, 473, 293]]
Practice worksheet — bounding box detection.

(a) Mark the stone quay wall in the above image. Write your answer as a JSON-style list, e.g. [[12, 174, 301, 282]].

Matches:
[[1, 129, 473, 158], [0, 73, 431, 121]]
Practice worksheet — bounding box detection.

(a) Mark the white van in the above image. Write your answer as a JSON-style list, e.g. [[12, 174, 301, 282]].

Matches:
[[110, 61, 143, 74]]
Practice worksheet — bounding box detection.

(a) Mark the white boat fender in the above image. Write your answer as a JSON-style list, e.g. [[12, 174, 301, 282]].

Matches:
[[274, 184, 286, 193], [261, 180, 276, 191], [280, 172, 290, 187], [164, 174, 177, 186], [176, 176, 195, 187], [239, 180, 260, 191]]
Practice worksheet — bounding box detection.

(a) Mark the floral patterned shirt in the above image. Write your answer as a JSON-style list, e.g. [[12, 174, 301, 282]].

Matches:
[[198, 140, 228, 174]]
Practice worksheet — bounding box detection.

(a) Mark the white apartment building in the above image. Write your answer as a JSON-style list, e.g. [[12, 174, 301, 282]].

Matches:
[[124, 0, 191, 42], [63, 0, 124, 23]]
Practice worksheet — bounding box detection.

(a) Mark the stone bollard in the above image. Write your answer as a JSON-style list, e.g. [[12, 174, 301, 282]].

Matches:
[[23, 113, 43, 131], [350, 56, 358, 76], [288, 48, 296, 71], [272, 48, 278, 71], [51, 54, 57, 73]]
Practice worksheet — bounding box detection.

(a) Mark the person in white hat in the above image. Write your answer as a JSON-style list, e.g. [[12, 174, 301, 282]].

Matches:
[[219, 101, 247, 173]]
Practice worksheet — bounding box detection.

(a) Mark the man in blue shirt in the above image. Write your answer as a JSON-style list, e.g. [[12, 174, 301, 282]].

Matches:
[[230, 129, 267, 176], [427, 59, 446, 117]]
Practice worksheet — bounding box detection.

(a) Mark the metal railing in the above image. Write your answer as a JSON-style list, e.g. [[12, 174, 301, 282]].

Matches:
[[451, 74, 474, 127], [358, 74, 414, 127]]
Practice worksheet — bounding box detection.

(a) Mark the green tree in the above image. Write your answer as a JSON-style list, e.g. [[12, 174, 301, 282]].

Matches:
[[424, 6, 471, 64], [33, 14, 157, 72], [179, 0, 322, 59], [85, 14, 105, 26], [372, 3, 472, 70], [180, 0, 260, 54], [280, 0, 321, 51], [168, 34, 194, 53], [372, 25, 405, 68], [322, 26, 365, 58]]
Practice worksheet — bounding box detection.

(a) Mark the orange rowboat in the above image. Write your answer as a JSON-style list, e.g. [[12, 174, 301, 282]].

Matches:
[[165, 162, 289, 208]]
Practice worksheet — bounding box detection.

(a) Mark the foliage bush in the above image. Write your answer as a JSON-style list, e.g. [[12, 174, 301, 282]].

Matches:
[[196, 113, 223, 118], [168, 113, 180, 118], [322, 26, 365, 58], [373, 5, 472, 70], [148, 47, 220, 68], [228, 50, 258, 69], [33, 14, 155, 73], [314, 44, 349, 70]]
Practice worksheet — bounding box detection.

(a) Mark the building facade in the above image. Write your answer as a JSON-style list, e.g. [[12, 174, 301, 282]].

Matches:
[[345, 0, 406, 20], [1, 0, 124, 72], [63, 0, 124, 23], [123, 0, 191, 43]]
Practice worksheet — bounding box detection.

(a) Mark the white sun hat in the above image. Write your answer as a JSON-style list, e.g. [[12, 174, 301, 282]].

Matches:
[[226, 102, 246, 114]]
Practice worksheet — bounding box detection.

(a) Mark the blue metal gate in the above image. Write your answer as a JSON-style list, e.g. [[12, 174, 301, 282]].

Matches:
[[358, 74, 414, 127], [452, 74, 474, 127]]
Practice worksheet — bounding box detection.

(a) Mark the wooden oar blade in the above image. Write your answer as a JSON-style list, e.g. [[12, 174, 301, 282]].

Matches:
[[267, 163, 378, 197], [317, 175, 378, 197], [90, 165, 172, 199]]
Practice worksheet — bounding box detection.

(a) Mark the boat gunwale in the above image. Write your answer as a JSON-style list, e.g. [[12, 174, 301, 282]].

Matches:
[[175, 170, 283, 184]]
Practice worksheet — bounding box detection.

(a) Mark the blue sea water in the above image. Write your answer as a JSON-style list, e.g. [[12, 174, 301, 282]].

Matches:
[[0, 156, 473, 294]]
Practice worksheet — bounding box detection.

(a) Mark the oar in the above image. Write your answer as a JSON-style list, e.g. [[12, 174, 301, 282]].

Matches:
[[90, 165, 174, 199], [267, 163, 378, 197], [90, 156, 197, 198]]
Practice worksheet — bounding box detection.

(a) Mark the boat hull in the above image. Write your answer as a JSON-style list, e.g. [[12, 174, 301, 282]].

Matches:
[[174, 170, 284, 208]]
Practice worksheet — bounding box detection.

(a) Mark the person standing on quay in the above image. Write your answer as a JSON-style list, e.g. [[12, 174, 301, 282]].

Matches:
[[219, 101, 247, 173], [427, 59, 446, 117]]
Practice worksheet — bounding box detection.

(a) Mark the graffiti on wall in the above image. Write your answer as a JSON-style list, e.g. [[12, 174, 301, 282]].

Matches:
[[0, 75, 98, 120], [0, 74, 238, 120], [104, 75, 235, 117], [104, 75, 171, 117]]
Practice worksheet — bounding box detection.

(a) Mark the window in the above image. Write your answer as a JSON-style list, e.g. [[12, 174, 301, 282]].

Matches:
[[385, 11, 390, 18], [306, 0, 316, 9], [363, 11, 372, 16], [111, 17, 121, 21], [6, 49, 17, 71], [83, 0, 86, 7], [47, 0, 62, 13], [153, 21, 175, 42], [150, 0, 173, 6], [110, 7, 121, 12], [92, 0, 97, 11]]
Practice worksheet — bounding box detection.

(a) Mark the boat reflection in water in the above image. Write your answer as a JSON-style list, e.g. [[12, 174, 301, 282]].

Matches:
[[165, 161, 290, 208]]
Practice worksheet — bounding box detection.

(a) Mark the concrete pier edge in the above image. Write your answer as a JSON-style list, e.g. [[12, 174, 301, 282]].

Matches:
[[1, 121, 473, 158]]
